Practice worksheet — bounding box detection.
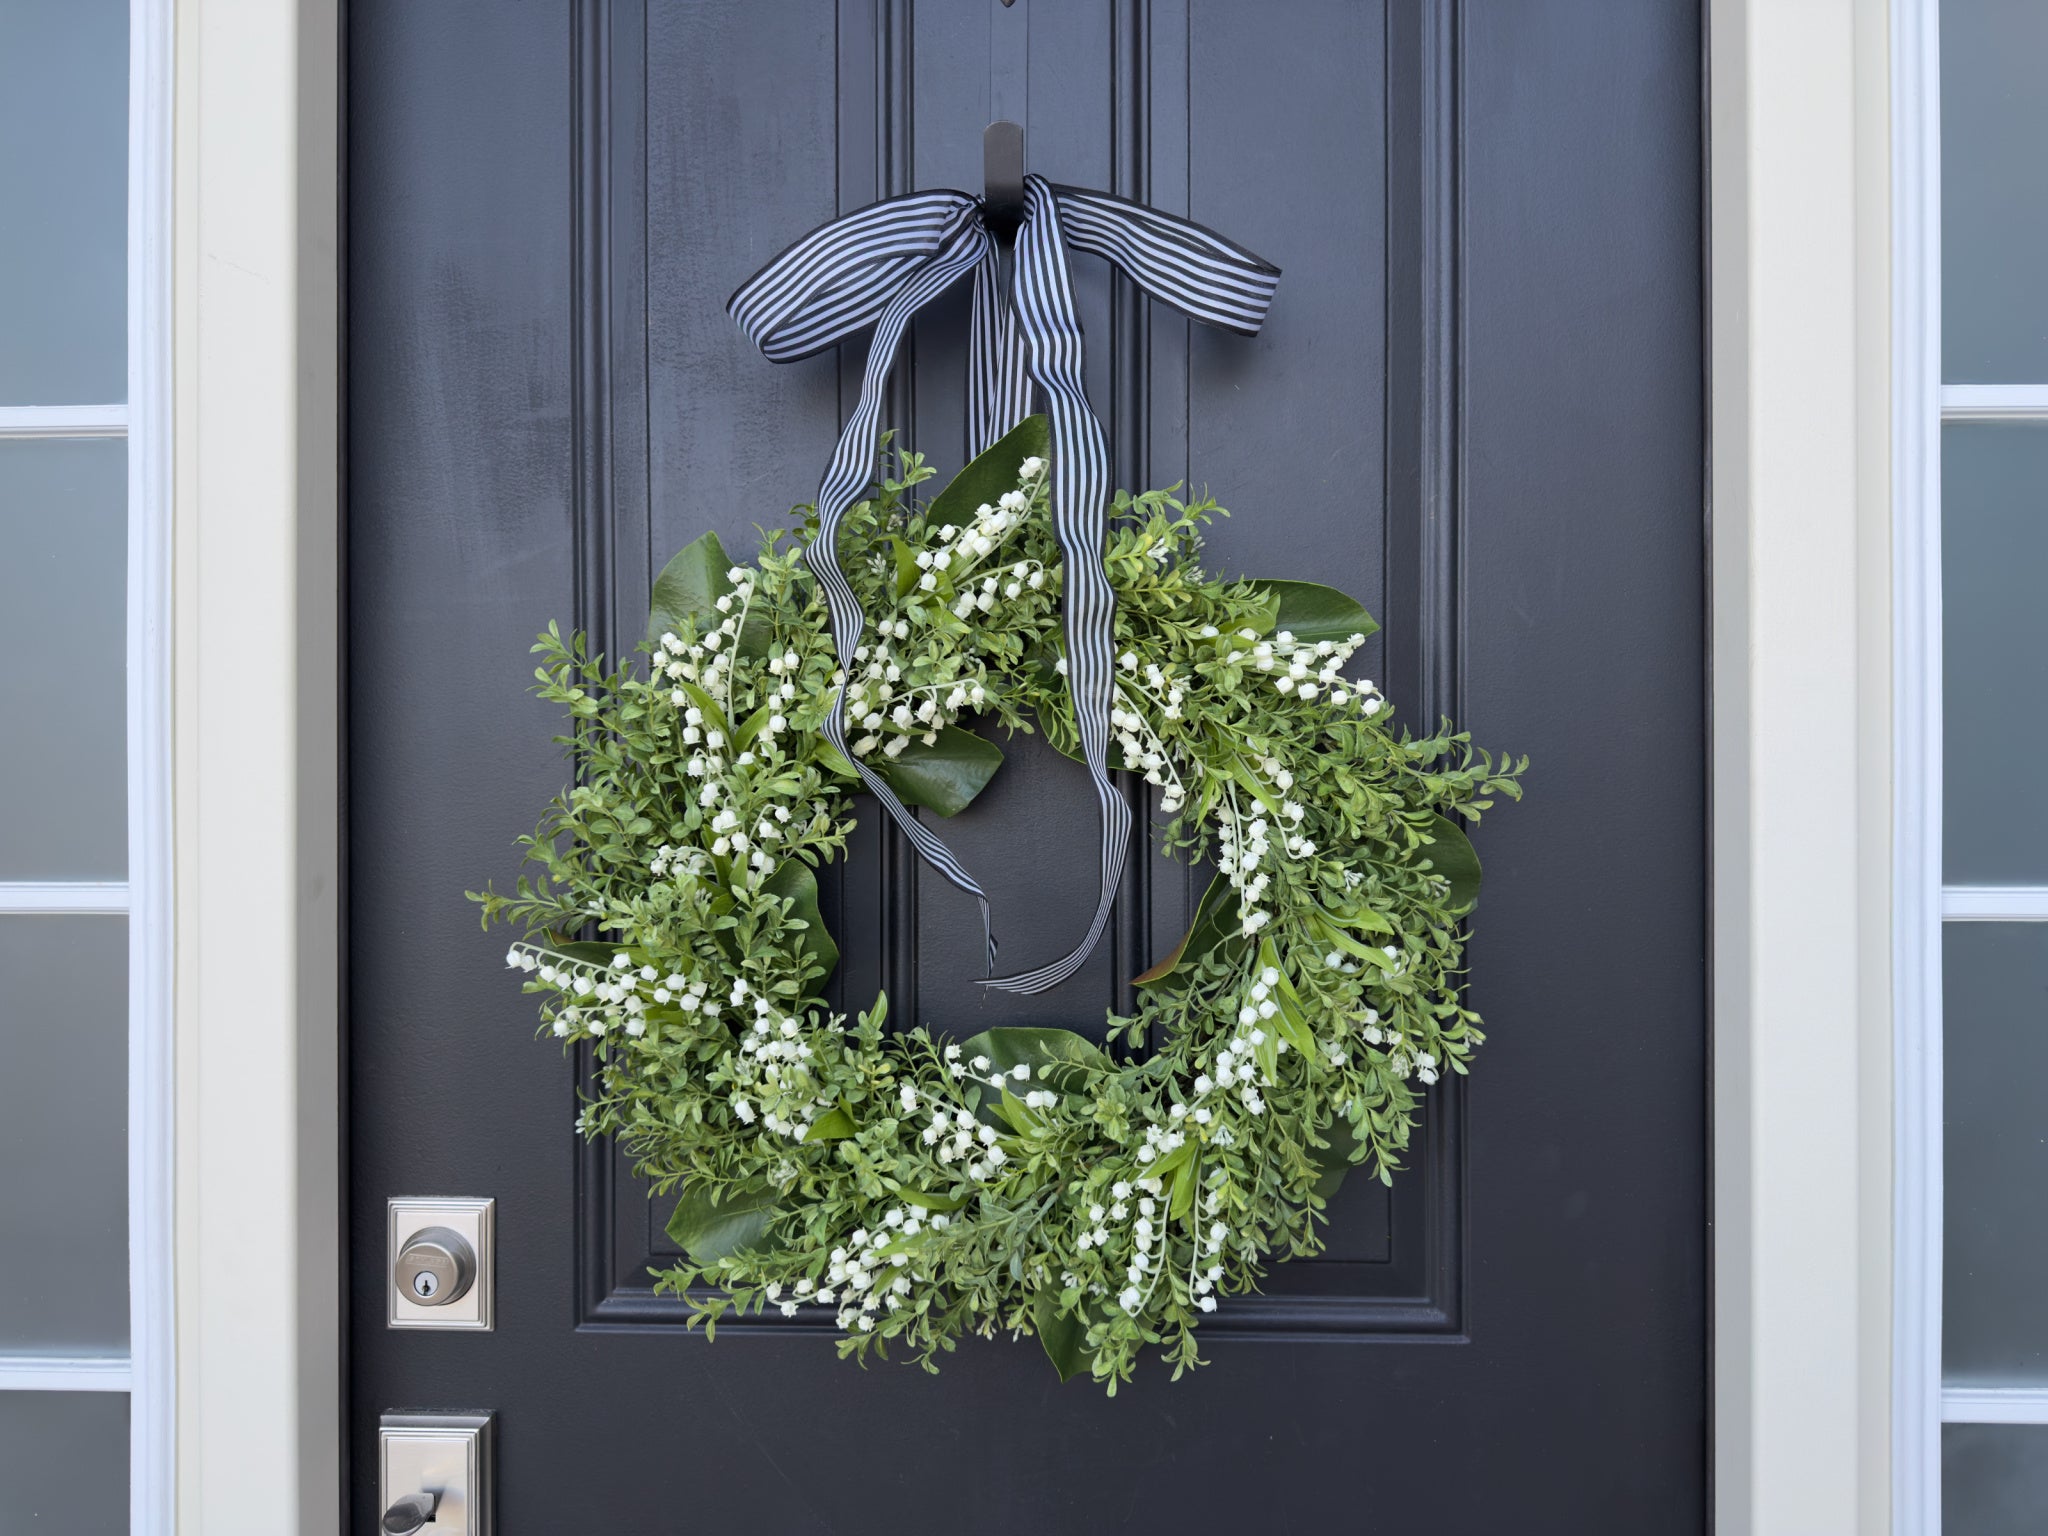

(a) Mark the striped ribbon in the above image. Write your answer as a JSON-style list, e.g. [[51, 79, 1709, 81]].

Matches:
[[729, 174, 1279, 995]]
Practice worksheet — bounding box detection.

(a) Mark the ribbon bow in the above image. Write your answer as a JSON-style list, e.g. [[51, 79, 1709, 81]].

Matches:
[[730, 174, 1279, 995]]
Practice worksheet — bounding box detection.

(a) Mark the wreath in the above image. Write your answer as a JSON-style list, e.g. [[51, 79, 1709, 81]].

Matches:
[[473, 418, 1523, 1390]]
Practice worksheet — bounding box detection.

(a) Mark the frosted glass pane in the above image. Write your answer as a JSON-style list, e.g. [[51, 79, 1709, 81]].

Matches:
[[0, 0, 127, 404], [1943, 424, 2048, 885], [1945, 923, 2048, 1383], [0, 1392, 128, 1535], [0, 918, 128, 1352], [0, 439, 127, 880], [1945, 1423, 2048, 1536], [1942, 1, 2048, 382]]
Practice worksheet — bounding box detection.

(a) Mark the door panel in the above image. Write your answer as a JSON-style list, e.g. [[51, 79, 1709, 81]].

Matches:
[[349, 3, 1705, 1529]]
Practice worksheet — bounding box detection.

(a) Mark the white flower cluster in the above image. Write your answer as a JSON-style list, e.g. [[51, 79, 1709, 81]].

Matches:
[[1188, 978, 1285, 1119], [722, 973, 849, 1140], [1357, 1004, 1440, 1085], [842, 458, 1050, 760], [842, 639, 979, 760], [1111, 652, 1191, 815], [920, 1104, 1006, 1179], [505, 944, 686, 1041], [784, 1207, 938, 1330], [914, 466, 1050, 622], [1241, 628, 1382, 714], [1073, 1175, 1169, 1315]]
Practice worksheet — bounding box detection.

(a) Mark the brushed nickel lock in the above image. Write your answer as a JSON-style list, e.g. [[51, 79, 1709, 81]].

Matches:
[[380, 1411, 493, 1535], [395, 1226, 475, 1306], [388, 1198, 494, 1330]]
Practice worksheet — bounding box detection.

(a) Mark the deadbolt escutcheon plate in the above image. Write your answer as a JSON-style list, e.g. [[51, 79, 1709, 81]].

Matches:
[[388, 1198, 494, 1331]]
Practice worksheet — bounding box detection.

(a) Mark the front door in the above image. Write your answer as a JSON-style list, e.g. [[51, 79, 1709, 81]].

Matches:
[[347, 3, 1706, 1529]]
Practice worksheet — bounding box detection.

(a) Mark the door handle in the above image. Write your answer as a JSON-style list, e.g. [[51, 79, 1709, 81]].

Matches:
[[379, 1412, 492, 1535], [381, 1490, 438, 1534]]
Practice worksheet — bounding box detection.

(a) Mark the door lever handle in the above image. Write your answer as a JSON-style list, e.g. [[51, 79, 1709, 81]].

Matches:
[[382, 1490, 438, 1534]]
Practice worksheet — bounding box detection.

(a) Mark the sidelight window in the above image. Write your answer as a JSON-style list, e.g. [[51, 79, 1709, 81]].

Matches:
[[1896, 1, 2048, 1531], [0, 2, 172, 1532]]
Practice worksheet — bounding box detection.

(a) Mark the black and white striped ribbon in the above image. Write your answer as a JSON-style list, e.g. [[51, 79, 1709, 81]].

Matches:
[[729, 174, 1278, 995]]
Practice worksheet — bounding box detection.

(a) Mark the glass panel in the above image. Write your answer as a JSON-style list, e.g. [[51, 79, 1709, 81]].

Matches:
[[1945, 923, 2048, 1383], [1945, 1423, 2048, 1536], [1943, 423, 2048, 885], [0, 1392, 128, 1535], [1941, 0, 2048, 383], [0, 0, 127, 405], [0, 438, 127, 880], [0, 917, 127, 1352]]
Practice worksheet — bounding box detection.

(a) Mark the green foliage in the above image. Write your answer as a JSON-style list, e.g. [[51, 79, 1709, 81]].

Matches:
[[647, 529, 735, 642], [1134, 873, 1244, 987], [925, 415, 1051, 529], [876, 725, 1004, 817], [470, 426, 1525, 1390], [666, 1179, 785, 1265], [1248, 578, 1382, 645]]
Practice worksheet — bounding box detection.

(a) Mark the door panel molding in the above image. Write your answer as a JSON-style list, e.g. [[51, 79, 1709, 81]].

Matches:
[[569, 0, 1465, 1342]]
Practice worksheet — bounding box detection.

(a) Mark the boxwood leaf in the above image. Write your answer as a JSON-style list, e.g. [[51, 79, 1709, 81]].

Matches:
[[925, 415, 1051, 529], [664, 1178, 784, 1265], [1135, 872, 1246, 986]]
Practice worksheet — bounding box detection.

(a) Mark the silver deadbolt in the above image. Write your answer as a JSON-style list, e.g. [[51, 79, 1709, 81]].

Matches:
[[388, 1198, 494, 1330], [394, 1226, 475, 1307]]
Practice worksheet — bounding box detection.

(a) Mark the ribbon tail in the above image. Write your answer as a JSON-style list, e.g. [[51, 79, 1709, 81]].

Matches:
[[786, 208, 1004, 976], [979, 177, 1131, 996]]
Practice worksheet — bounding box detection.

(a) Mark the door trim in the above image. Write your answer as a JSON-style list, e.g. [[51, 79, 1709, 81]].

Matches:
[[1708, 0, 1896, 1531], [171, 1, 341, 1531]]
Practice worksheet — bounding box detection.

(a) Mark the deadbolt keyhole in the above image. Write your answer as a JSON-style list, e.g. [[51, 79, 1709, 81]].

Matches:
[[394, 1225, 476, 1309]]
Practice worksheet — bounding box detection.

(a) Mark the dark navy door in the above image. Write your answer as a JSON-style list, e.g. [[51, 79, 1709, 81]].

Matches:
[[348, 3, 1706, 1529]]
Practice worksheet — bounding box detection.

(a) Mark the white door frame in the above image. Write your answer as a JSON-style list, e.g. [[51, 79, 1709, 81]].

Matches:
[[169, 2, 1900, 1531]]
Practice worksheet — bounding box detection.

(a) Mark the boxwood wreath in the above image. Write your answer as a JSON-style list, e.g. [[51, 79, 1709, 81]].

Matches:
[[473, 417, 1523, 1390]]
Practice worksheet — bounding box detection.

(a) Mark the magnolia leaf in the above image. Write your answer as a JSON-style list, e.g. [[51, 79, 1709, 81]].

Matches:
[[877, 726, 1004, 817], [896, 1187, 967, 1213], [1310, 916, 1397, 972], [1410, 812, 1482, 912], [763, 858, 839, 983], [890, 536, 922, 600], [1245, 578, 1381, 646], [543, 936, 629, 969], [647, 530, 772, 655], [1135, 872, 1246, 986], [1167, 1156, 1199, 1222], [926, 415, 1051, 529], [1034, 1288, 1094, 1384], [802, 1105, 857, 1142], [1311, 1110, 1364, 1201], [959, 1026, 1110, 1125], [664, 1179, 784, 1265], [647, 530, 734, 642]]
